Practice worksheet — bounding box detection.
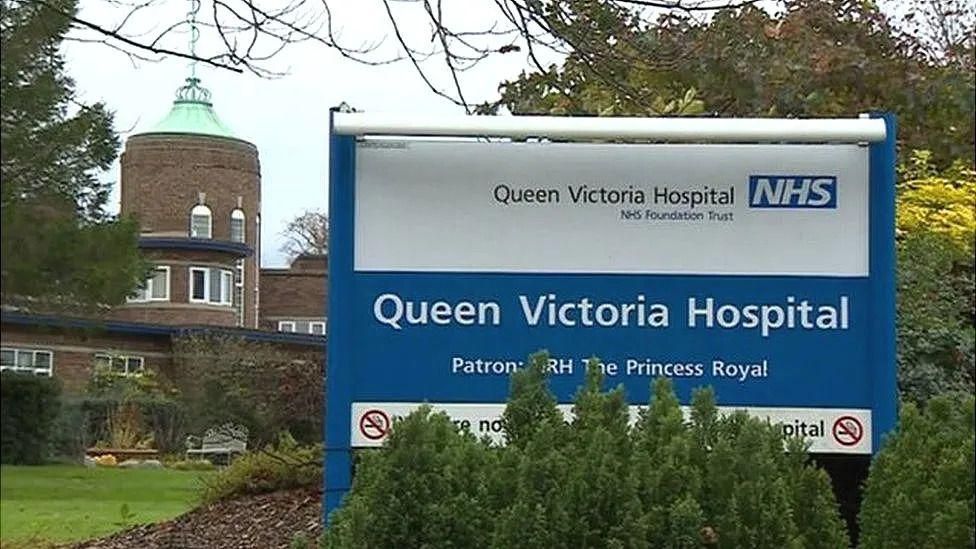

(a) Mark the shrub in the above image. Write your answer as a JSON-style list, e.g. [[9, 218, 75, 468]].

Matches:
[[84, 366, 188, 454], [859, 394, 975, 548], [201, 433, 321, 503], [140, 397, 188, 453], [289, 532, 311, 549], [0, 372, 62, 464], [326, 352, 849, 548], [897, 231, 975, 403], [168, 459, 216, 471], [896, 151, 975, 249], [170, 335, 322, 447], [51, 398, 87, 460], [896, 152, 975, 404], [326, 407, 497, 548]]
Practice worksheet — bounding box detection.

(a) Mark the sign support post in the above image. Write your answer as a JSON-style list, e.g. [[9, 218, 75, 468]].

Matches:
[[868, 112, 898, 452], [324, 108, 356, 521]]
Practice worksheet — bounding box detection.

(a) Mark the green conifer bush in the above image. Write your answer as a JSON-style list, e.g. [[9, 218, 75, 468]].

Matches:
[[326, 352, 849, 548]]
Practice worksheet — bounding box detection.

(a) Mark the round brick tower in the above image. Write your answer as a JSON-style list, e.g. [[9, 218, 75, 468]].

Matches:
[[114, 77, 261, 328]]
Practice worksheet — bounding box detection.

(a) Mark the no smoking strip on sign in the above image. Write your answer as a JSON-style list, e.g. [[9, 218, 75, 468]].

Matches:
[[350, 402, 872, 454]]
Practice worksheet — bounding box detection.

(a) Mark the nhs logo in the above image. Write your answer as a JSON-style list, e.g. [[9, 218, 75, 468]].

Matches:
[[748, 176, 837, 208]]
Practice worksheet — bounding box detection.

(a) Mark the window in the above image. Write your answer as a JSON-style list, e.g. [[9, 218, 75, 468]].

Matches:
[[277, 320, 325, 334], [190, 204, 212, 239], [127, 266, 170, 302], [190, 268, 207, 301], [1, 347, 53, 376], [94, 353, 145, 375], [230, 209, 246, 242], [278, 321, 296, 333], [189, 267, 234, 305], [221, 270, 233, 304]]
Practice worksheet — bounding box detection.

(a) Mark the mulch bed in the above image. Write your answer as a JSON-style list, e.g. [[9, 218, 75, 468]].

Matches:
[[73, 488, 322, 549]]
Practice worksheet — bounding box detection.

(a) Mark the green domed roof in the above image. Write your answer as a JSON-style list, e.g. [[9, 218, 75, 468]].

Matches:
[[143, 77, 238, 139]]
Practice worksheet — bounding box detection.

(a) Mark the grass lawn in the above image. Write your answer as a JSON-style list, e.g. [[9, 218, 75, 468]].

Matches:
[[0, 465, 211, 546]]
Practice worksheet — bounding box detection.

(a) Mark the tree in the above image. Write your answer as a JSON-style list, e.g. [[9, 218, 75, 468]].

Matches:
[[858, 394, 975, 548], [1, 0, 146, 312], [892, 0, 975, 67], [493, 0, 974, 164], [280, 210, 328, 260]]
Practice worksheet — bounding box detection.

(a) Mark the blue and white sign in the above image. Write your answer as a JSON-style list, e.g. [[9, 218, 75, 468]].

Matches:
[[326, 113, 897, 516]]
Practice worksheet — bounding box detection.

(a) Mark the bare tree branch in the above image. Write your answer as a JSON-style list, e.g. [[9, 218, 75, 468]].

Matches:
[[32, 0, 246, 72], [280, 210, 328, 260], [49, 0, 942, 107]]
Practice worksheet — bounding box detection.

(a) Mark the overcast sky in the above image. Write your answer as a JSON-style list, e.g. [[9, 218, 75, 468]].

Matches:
[[65, 1, 552, 266]]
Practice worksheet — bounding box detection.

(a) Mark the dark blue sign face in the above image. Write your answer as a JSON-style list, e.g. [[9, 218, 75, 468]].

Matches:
[[354, 273, 864, 408], [325, 115, 897, 517]]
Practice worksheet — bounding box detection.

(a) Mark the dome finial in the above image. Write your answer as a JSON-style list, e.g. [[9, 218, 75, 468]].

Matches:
[[171, 0, 213, 105], [175, 76, 212, 104]]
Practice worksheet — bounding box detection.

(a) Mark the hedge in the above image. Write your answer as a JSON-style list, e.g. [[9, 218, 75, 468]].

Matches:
[[1, 371, 62, 464]]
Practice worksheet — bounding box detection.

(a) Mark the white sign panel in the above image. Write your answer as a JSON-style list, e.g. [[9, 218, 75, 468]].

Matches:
[[355, 142, 869, 276]]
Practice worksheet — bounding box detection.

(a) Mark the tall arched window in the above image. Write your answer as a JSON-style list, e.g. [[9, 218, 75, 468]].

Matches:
[[190, 204, 212, 239], [230, 209, 246, 242]]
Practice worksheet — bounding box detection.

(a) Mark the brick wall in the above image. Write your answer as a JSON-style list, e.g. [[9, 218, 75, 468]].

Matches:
[[112, 248, 242, 326], [111, 305, 236, 327], [120, 134, 260, 238], [1, 322, 326, 394], [1, 324, 172, 393], [259, 265, 327, 330], [121, 133, 261, 328]]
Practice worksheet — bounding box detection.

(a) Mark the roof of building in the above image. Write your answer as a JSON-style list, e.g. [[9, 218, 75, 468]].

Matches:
[[1, 312, 326, 347], [140, 77, 241, 141], [261, 254, 328, 275]]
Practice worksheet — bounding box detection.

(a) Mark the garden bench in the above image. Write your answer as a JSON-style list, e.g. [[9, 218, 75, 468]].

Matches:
[[185, 423, 248, 465]]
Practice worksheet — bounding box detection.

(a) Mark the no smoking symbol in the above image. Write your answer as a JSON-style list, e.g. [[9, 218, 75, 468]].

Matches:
[[360, 409, 390, 441], [832, 416, 863, 447]]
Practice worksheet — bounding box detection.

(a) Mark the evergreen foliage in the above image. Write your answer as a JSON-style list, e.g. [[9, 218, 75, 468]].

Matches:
[[858, 394, 976, 548], [325, 408, 495, 548], [0, 371, 62, 464], [0, 0, 145, 311], [326, 353, 849, 548]]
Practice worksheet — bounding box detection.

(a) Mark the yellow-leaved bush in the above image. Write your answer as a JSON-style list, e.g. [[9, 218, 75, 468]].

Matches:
[[897, 150, 975, 251]]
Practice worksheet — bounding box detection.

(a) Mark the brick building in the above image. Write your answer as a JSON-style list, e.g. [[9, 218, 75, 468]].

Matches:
[[0, 76, 326, 392]]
